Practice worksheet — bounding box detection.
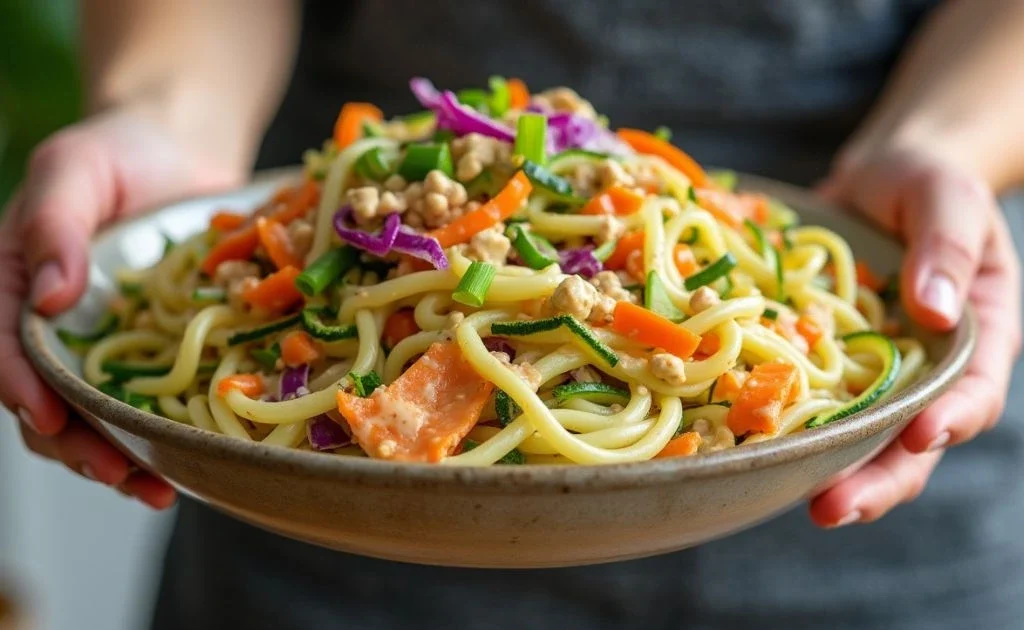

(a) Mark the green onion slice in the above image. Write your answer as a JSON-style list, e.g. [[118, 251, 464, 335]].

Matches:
[[684, 253, 737, 291], [514, 113, 548, 165], [295, 246, 359, 296], [488, 76, 511, 117], [98, 382, 158, 413], [654, 126, 672, 142], [354, 146, 393, 181], [452, 261, 496, 307], [398, 143, 454, 181], [192, 287, 226, 303], [495, 390, 521, 427], [592, 239, 617, 262], [762, 308, 779, 321]]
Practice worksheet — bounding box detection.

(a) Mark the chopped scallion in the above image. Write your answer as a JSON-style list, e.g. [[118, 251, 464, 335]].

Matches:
[[488, 76, 510, 117], [452, 261, 496, 307], [684, 253, 737, 291], [57, 313, 119, 349], [350, 370, 383, 397], [514, 113, 547, 164], [251, 343, 281, 371], [192, 287, 226, 303], [654, 126, 672, 142], [398, 143, 454, 181], [763, 308, 779, 321], [354, 147, 393, 181], [295, 246, 359, 296]]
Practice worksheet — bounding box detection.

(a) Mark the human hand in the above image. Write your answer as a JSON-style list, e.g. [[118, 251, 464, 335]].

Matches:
[[0, 102, 244, 508], [809, 147, 1022, 527]]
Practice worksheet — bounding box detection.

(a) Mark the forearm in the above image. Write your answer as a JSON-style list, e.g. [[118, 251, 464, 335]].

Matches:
[[841, 0, 1024, 192], [81, 0, 299, 175]]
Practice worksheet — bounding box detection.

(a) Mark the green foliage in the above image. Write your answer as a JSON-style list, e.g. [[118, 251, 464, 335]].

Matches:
[[0, 0, 81, 207]]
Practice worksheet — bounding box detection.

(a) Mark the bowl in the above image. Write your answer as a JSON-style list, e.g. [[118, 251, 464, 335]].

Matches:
[[20, 168, 975, 568]]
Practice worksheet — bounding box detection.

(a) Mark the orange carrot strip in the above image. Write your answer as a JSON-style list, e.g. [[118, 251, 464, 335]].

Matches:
[[711, 370, 746, 403], [241, 266, 304, 313], [429, 171, 532, 247], [672, 244, 698, 277], [617, 128, 709, 188], [201, 227, 261, 276], [256, 217, 304, 270], [216, 374, 265, 398], [334, 102, 383, 150], [210, 211, 248, 232], [508, 78, 530, 110], [610, 301, 702, 358], [795, 315, 824, 349], [726, 362, 799, 435], [336, 341, 494, 462], [604, 231, 644, 270], [382, 308, 420, 349], [201, 181, 319, 275], [694, 332, 721, 360], [280, 330, 322, 367], [855, 260, 886, 292], [580, 185, 646, 216], [654, 431, 702, 458]]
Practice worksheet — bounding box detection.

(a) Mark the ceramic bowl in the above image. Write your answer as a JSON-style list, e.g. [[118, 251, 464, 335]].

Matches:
[[20, 168, 975, 568]]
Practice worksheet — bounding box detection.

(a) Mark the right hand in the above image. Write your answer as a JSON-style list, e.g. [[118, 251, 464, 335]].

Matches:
[[0, 102, 244, 508]]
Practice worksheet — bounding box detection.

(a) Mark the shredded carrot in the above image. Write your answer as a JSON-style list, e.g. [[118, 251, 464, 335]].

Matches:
[[382, 308, 420, 349], [336, 341, 494, 462], [580, 185, 646, 216], [694, 332, 721, 360], [711, 370, 746, 403], [508, 78, 530, 110], [217, 374, 265, 398], [610, 301, 702, 359], [429, 171, 532, 247], [210, 211, 248, 232], [280, 331, 322, 367], [241, 266, 304, 314], [655, 431, 702, 458], [256, 217, 304, 270], [334, 102, 383, 150], [604, 231, 644, 270], [726, 362, 799, 435], [694, 189, 769, 229], [617, 128, 708, 188], [795, 315, 824, 348], [672, 244, 698, 277], [201, 181, 319, 275], [855, 260, 886, 292]]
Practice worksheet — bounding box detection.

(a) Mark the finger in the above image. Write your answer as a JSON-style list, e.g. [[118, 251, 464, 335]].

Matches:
[[901, 213, 1022, 451], [0, 217, 68, 436], [52, 421, 132, 486], [899, 167, 994, 330], [17, 129, 118, 316], [120, 472, 177, 510], [18, 419, 59, 460], [809, 440, 943, 527]]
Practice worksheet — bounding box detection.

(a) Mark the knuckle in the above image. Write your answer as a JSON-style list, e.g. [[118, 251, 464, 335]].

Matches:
[[26, 129, 85, 175]]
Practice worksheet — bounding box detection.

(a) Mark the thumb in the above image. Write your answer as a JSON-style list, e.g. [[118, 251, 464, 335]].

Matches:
[[899, 168, 992, 331], [18, 130, 118, 316]]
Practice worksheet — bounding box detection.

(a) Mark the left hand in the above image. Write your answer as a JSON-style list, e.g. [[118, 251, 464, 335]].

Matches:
[[809, 147, 1022, 527]]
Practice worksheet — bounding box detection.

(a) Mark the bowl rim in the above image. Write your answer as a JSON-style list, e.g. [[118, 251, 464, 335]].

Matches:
[[19, 169, 977, 492]]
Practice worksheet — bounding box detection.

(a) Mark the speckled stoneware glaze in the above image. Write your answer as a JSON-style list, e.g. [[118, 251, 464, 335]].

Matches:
[[21, 168, 975, 568]]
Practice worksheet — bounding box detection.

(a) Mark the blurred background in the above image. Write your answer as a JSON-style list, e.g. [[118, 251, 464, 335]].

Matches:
[[0, 2, 171, 629]]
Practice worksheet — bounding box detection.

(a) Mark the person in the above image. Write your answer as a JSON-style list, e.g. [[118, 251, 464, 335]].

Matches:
[[1, 0, 1021, 627]]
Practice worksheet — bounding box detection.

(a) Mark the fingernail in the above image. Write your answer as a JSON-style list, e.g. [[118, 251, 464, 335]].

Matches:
[[921, 272, 959, 323], [17, 407, 40, 433], [80, 463, 99, 482], [30, 261, 65, 309], [829, 510, 862, 528], [926, 431, 950, 452]]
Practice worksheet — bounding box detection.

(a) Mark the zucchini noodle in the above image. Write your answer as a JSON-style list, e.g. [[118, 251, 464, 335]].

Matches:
[[71, 77, 920, 465]]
